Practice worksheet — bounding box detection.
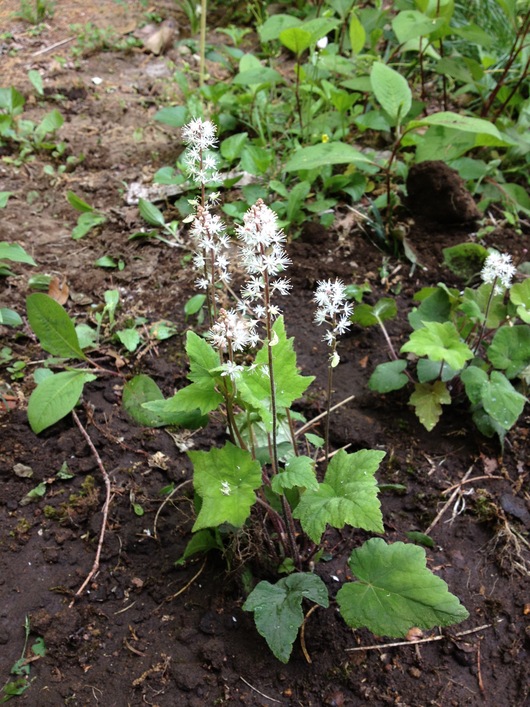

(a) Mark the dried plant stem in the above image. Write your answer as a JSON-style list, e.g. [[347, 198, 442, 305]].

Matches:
[[424, 466, 474, 534], [345, 620, 502, 652], [153, 479, 192, 540], [69, 409, 112, 607], [239, 677, 281, 704], [300, 604, 319, 664], [296, 394, 355, 437]]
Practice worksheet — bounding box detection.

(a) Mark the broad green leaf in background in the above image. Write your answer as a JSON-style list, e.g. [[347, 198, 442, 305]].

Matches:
[[154, 105, 189, 128], [271, 455, 319, 494], [0, 308, 23, 327], [349, 12, 366, 54], [487, 325, 530, 378], [116, 328, 141, 352], [190, 442, 262, 530], [401, 321, 473, 369], [0, 86, 25, 114], [28, 69, 44, 96], [0, 242, 36, 265], [243, 573, 329, 663], [392, 11, 445, 43], [138, 198, 166, 227], [409, 381, 451, 431], [28, 371, 96, 434], [480, 371, 526, 430], [66, 190, 95, 213], [369, 360, 409, 393], [279, 27, 312, 55], [351, 298, 397, 326], [284, 142, 372, 172], [337, 539, 469, 637], [258, 14, 301, 43], [220, 132, 249, 161], [36, 109, 63, 137], [293, 449, 385, 543], [27, 293, 86, 360], [510, 278, 530, 324], [71, 211, 106, 240], [409, 112, 508, 144], [370, 62, 412, 123]]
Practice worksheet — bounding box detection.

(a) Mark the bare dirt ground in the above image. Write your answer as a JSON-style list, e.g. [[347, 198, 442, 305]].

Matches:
[[1, 2, 529, 705]]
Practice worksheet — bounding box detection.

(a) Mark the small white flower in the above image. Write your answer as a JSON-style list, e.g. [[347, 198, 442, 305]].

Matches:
[[313, 278, 353, 347], [316, 36, 328, 50], [481, 252, 516, 293], [220, 361, 244, 381], [220, 480, 231, 496]]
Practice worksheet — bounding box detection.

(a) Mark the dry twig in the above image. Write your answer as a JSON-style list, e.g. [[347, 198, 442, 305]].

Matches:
[[239, 676, 281, 704], [300, 604, 319, 664], [345, 620, 502, 652], [69, 409, 112, 607], [425, 465, 474, 534]]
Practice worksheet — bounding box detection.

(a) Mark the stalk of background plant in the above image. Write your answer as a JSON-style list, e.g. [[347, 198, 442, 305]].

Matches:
[[199, 0, 207, 88]]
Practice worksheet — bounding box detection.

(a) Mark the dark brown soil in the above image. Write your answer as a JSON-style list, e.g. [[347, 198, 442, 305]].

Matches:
[[1, 3, 529, 706]]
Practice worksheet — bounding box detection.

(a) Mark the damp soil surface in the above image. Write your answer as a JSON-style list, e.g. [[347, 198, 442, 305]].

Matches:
[[1, 3, 529, 706]]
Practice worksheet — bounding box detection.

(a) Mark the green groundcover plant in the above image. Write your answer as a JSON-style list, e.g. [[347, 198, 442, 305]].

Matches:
[[354, 247, 530, 444], [24, 118, 468, 662]]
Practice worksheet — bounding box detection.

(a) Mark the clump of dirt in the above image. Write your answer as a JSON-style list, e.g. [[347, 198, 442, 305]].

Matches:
[[406, 160, 481, 223]]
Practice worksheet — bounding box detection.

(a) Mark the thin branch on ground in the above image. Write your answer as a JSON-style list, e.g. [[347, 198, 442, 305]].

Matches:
[[152, 479, 192, 540], [295, 394, 355, 437], [69, 409, 112, 607], [345, 620, 502, 652], [239, 676, 281, 704], [441, 474, 505, 495]]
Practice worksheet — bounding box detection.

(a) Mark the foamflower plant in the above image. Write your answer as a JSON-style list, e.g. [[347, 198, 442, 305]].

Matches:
[[123, 119, 470, 663], [354, 250, 529, 443]]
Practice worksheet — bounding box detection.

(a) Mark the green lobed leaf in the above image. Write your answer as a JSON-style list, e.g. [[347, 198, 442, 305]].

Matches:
[[337, 538, 469, 637], [370, 62, 412, 123], [236, 316, 314, 431], [27, 293, 86, 360], [284, 142, 372, 172], [369, 360, 409, 393], [243, 573, 329, 663], [271, 456, 319, 494], [292, 449, 385, 543], [487, 325, 530, 378], [400, 321, 473, 370], [189, 442, 262, 531], [28, 371, 96, 434], [409, 381, 451, 431], [116, 328, 141, 352]]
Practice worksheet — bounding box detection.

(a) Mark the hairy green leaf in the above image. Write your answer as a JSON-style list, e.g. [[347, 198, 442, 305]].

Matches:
[[337, 539, 469, 637], [189, 442, 262, 531], [510, 278, 530, 324], [243, 573, 329, 663], [292, 449, 385, 543], [369, 360, 409, 393], [487, 325, 530, 378], [271, 456, 319, 493]]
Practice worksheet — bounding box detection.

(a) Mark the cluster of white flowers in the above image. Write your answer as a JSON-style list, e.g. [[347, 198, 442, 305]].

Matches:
[[190, 204, 231, 292], [313, 279, 353, 349], [236, 199, 292, 321], [182, 117, 220, 186], [481, 252, 516, 294], [207, 308, 259, 353]]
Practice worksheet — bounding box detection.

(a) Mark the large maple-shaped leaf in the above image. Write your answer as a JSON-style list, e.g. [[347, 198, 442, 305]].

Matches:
[[337, 538, 469, 637], [189, 442, 262, 531], [292, 449, 385, 543], [271, 455, 319, 493], [400, 321, 473, 370], [243, 573, 329, 663], [237, 316, 314, 430]]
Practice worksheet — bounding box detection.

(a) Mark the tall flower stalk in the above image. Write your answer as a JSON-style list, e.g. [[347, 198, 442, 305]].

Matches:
[[313, 279, 353, 462]]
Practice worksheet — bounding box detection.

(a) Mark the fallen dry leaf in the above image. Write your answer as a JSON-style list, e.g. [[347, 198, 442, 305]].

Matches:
[[48, 276, 69, 304]]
